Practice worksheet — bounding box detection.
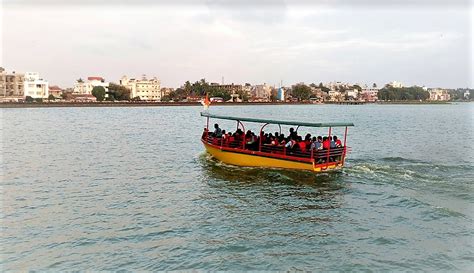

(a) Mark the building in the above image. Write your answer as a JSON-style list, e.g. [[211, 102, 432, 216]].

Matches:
[[24, 72, 49, 99], [428, 88, 450, 101], [360, 88, 379, 102], [48, 85, 63, 98], [210, 83, 243, 94], [464, 90, 470, 99], [73, 76, 109, 95], [345, 88, 359, 100], [387, 81, 404, 88], [0, 67, 25, 101], [251, 83, 272, 101], [120, 75, 161, 101]]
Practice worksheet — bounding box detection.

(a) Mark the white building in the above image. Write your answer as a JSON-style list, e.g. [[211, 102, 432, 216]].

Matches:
[[345, 88, 359, 100], [24, 72, 49, 99], [251, 83, 272, 101], [73, 76, 109, 95], [120, 75, 161, 101], [388, 81, 404, 88], [361, 88, 379, 102], [428, 88, 450, 101]]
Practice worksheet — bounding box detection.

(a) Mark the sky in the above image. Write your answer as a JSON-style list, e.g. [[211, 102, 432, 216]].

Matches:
[[1, 0, 473, 88]]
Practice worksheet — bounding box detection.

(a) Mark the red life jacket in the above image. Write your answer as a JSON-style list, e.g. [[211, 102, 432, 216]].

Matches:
[[323, 140, 331, 149], [298, 141, 306, 151], [336, 139, 342, 147]]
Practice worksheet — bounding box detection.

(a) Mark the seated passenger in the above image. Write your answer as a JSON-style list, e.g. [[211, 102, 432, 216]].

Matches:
[[213, 123, 222, 137], [304, 134, 312, 146], [310, 136, 319, 150], [279, 133, 286, 144], [228, 132, 235, 143], [285, 136, 297, 150], [334, 136, 342, 147], [330, 135, 336, 149], [322, 136, 331, 149], [297, 136, 307, 152]]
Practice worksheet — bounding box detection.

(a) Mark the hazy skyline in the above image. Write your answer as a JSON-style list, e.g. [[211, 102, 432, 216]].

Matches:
[[2, 0, 473, 88]]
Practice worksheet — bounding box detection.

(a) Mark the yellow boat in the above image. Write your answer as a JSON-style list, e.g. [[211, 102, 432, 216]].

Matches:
[[201, 112, 354, 173]]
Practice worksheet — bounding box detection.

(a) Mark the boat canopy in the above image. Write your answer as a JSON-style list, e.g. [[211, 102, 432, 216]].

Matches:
[[201, 112, 354, 128]]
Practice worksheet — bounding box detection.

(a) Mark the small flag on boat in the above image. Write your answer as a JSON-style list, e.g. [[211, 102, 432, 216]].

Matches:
[[201, 93, 211, 110]]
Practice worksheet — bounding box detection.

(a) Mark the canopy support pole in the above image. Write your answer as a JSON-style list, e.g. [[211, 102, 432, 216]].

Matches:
[[259, 123, 269, 152], [326, 127, 332, 169], [342, 126, 348, 166]]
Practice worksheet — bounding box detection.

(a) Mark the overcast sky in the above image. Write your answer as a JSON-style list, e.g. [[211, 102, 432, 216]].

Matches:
[[1, 0, 473, 88]]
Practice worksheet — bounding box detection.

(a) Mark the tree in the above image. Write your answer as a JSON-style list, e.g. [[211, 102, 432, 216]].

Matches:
[[353, 85, 362, 92], [48, 94, 56, 101], [25, 96, 34, 103], [108, 83, 131, 101], [291, 84, 312, 101], [91, 86, 106, 101], [372, 83, 377, 88]]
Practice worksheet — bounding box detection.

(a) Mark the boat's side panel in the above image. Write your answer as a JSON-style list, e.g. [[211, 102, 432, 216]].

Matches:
[[204, 142, 341, 172]]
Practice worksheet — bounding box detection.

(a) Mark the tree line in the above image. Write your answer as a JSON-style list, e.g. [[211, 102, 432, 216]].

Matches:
[[163, 79, 249, 102], [377, 86, 430, 101]]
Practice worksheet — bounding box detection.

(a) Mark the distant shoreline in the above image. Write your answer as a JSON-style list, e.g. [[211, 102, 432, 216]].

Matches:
[[0, 100, 456, 108]]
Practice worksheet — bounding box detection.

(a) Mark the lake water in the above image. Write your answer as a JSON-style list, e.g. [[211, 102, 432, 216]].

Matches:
[[1, 103, 473, 271]]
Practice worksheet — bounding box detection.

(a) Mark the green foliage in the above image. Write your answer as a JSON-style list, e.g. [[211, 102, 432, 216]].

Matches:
[[108, 83, 131, 101], [449, 89, 473, 101], [48, 94, 56, 101], [353, 85, 362, 91], [291, 84, 312, 101], [25, 96, 34, 103], [378, 86, 429, 101], [372, 83, 377, 88], [91, 86, 106, 101], [35, 98, 43, 103], [176, 78, 234, 101]]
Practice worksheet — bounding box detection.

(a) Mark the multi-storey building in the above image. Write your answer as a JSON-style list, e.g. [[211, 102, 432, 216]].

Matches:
[[120, 75, 161, 101], [73, 76, 109, 95], [24, 72, 49, 99], [360, 88, 379, 102], [428, 88, 450, 101], [251, 83, 272, 101], [0, 67, 25, 100]]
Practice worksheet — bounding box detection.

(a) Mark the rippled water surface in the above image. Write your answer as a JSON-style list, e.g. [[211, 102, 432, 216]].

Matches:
[[1, 104, 473, 271]]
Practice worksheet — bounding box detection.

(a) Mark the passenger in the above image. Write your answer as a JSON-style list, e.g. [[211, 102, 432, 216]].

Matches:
[[330, 135, 336, 149], [297, 136, 307, 152], [222, 130, 227, 140], [322, 136, 331, 149], [334, 136, 342, 147], [213, 123, 222, 137], [317, 136, 323, 149], [285, 136, 296, 149], [271, 136, 279, 146], [304, 133, 312, 146], [228, 132, 235, 145], [266, 133, 273, 144], [289, 127, 298, 139], [279, 133, 285, 143], [310, 136, 320, 150]]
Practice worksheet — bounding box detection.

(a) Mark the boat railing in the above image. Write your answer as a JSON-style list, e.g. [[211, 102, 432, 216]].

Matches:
[[202, 134, 350, 164]]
